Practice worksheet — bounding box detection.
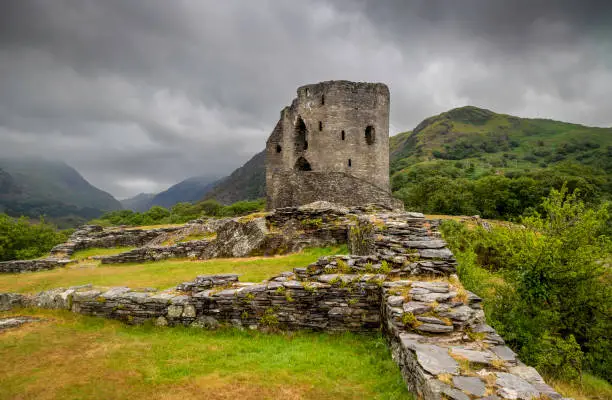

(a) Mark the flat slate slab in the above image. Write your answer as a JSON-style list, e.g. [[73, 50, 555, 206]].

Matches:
[[0, 316, 42, 331]]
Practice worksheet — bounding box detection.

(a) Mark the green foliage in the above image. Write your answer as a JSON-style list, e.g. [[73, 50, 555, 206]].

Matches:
[[440, 187, 612, 382], [92, 199, 266, 226], [260, 307, 279, 327], [390, 106, 612, 219], [0, 214, 70, 261]]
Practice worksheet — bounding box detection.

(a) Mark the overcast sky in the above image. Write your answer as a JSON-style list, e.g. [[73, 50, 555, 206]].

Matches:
[[1, 0, 611, 198]]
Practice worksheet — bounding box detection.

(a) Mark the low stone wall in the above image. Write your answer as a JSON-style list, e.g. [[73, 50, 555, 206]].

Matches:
[[50, 224, 183, 258], [1, 268, 563, 399], [99, 239, 213, 264], [0, 258, 71, 274], [0, 207, 565, 399], [382, 279, 563, 400]]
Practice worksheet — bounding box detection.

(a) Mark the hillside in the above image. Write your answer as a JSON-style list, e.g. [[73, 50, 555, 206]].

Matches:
[[201, 106, 611, 218], [148, 175, 219, 209], [389, 106, 612, 218], [120, 193, 156, 212], [203, 150, 265, 204], [0, 158, 122, 227]]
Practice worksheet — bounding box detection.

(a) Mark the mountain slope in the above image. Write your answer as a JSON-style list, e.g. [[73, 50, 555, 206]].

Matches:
[[0, 158, 122, 227], [203, 150, 265, 204], [0, 158, 121, 211], [390, 106, 612, 173], [149, 175, 219, 209], [120, 193, 156, 212], [389, 106, 612, 218]]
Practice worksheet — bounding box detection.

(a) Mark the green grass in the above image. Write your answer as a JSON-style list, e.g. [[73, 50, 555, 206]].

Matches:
[[71, 247, 136, 260], [0, 309, 412, 400], [0, 246, 348, 293]]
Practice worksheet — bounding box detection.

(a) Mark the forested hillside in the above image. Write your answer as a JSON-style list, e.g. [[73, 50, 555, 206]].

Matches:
[[390, 106, 612, 219]]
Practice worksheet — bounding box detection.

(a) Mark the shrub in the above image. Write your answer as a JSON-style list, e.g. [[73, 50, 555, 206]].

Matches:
[[0, 214, 70, 261], [440, 187, 612, 382]]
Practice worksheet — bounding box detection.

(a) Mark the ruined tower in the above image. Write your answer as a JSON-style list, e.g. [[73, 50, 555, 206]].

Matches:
[[265, 80, 402, 210]]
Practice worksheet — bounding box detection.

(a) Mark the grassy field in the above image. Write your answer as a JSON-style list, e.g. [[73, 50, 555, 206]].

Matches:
[[71, 247, 137, 260], [0, 246, 347, 294], [0, 309, 412, 400]]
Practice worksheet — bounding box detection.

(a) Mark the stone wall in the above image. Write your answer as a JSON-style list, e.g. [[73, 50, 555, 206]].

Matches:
[[0, 209, 565, 399], [50, 224, 183, 258], [266, 170, 402, 210], [0, 258, 71, 274]]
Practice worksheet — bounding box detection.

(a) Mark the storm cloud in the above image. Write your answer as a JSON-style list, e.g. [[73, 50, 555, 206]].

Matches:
[[1, 0, 611, 198]]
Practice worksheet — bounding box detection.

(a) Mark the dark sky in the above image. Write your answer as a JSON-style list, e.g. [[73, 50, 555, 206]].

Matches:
[[1, 0, 611, 198]]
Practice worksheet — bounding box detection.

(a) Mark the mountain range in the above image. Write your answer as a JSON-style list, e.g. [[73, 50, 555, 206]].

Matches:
[[121, 175, 219, 211], [2, 106, 611, 226]]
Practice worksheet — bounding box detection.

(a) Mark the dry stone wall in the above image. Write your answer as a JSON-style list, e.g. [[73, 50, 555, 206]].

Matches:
[[0, 258, 71, 273], [0, 207, 565, 399]]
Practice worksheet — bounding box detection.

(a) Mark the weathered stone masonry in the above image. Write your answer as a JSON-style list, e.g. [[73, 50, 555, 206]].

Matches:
[[265, 81, 402, 210], [1, 210, 564, 400]]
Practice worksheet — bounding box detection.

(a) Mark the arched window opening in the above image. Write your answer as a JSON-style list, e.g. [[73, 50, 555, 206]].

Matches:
[[319, 121, 323, 131], [295, 157, 312, 171], [295, 116, 308, 152], [365, 125, 375, 145], [276, 144, 282, 153], [341, 130, 345, 141], [348, 159, 352, 167], [305, 88, 310, 96], [321, 95, 325, 105]]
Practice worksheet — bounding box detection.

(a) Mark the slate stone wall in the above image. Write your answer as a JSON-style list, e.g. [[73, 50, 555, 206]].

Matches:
[[0, 209, 564, 399], [0, 259, 71, 274]]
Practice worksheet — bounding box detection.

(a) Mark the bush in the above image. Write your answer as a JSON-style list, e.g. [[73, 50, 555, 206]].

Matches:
[[93, 199, 266, 226], [0, 214, 70, 261], [440, 187, 612, 382]]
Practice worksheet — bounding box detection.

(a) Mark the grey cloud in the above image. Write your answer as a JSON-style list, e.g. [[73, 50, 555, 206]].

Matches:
[[0, 0, 611, 198]]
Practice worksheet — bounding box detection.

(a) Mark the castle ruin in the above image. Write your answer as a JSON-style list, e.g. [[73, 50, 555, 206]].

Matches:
[[265, 80, 402, 210]]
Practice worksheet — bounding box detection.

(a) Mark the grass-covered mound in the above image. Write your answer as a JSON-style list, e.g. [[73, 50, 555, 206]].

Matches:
[[0, 309, 412, 400], [0, 246, 347, 294]]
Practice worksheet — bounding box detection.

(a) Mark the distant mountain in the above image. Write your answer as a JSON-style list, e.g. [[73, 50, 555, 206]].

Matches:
[[203, 150, 265, 204], [148, 175, 219, 209], [120, 193, 156, 212], [0, 158, 122, 227]]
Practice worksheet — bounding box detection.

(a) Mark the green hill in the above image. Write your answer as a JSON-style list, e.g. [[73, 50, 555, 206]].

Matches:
[[0, 158, 122, 227], [389, 106, 612, 218]]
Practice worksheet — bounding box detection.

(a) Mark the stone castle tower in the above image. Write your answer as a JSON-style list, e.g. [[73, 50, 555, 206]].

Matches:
[[265, 80, 402, 210]]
